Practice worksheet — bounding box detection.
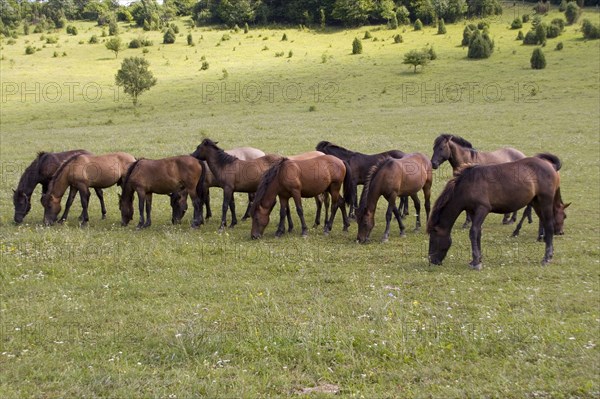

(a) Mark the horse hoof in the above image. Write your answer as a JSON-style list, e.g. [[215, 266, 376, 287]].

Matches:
[[102, 214, 107, 220], [381, 237, 389, 243], [541, 259, 551, 266], [511, 232, 519, 237], [301, 232, 308, 238], [400, 232, 406, 238], [413, 227, 420, 232], [58, 219, 66, 225], [469, 262, 482, 271]]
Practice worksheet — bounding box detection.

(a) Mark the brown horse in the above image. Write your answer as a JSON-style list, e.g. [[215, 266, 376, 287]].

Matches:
[[288, 151, 331, 228], [201, 146, 266, 221], [42, 152, 136, 225], [119, 156, 205, 228], [356, 153, 432, 243], [191, 139, 282, 230], [13, 150, 106, 224], [250, 155, 353, 239], [430, 134, 527, 226], [427, 154, 568, 270]]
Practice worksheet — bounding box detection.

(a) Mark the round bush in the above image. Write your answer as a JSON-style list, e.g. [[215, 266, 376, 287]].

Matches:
[[468, 30, 493, 59], [522, 14, 530, 23], [535, 23, 547, 44], [565, 2, 580, 25], [530, 48, 546, 69], [352, 37, 362, 54], [394, 34, 403, 43], [129, 38, 142, 48], [414, 19, 423, 31], [437, 19, 446, 34], [511, 18, 523, 29], [363, 31, 372, 39], [462, 24, 478, 46], [582, 19, 600, 39], [555, 42, 563, 50], [517, 30, 524, 40], [546, 24, 562, 39], [163, 28, 176, 44], [523, 30, 539, 45]]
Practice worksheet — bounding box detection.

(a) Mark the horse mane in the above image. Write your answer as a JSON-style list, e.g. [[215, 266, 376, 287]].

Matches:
[[16, 154, 45, 193], [435, 134, 475, 150], [50, 153, 83, 182], [535, 153, 562, 171], [358, 157, 394, 213], [316, 141, 357, 158], [427, 165, 477, 232], [203, 138, 238, 167], [36, 151, 48, 159], [122, 159, 143, 190], [251, 158, 287, 214]]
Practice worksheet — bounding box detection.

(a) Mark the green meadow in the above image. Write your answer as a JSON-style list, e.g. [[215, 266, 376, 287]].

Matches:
[[0, 5, 599, 397]]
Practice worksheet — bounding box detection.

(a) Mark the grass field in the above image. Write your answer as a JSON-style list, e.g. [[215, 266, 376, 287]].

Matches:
[[1, 5, 599, 397]]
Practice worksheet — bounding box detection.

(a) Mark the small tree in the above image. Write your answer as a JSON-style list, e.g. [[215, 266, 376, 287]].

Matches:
[[352, 37, 362, 54], [187, 33, 193, 45], [105, 37, 125, 58], [565, 2, 580, 25], [530, 48, 546, 69], [281, 33, 288, 41], [244, 22, 249, 33], [437, 18, 446, 34], [511, 18, 523, 29], [523, 30, 539, 45], [108, 19, 119, 36], [414, 19, 423, 31], [394, 34, 403, 43], [115, 56, 157, 106], [468, 30, 494, 59], [582, 19, 600, 39], [163, 28, 176, 44], [389, 14, 398, 30], [364, 30, 372, 39], [535, 23, 547, 44], [517, 30, 524, 40], [403, 49, 429, 73]]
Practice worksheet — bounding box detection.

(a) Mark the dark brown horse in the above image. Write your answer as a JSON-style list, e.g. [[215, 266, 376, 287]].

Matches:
[[427, 154, 568, 270], [250, 156, 353, 239], [191, 139, 282, 231], [315, 141, 409, 218], [119, 156, 205, 228], [431, 134, 528, 226], [13, 150, 106, 224], [356, 153, 432, 243], [42, 152, 136, 226]]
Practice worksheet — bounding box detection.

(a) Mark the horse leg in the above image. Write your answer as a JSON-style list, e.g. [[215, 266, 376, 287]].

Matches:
[[313, 195, 322, 228], [286, 205, 294, 233], [324, 189, 339, 235], [348, 183, 358, 220], [275, 198, 289, 237], [137, 191, 146, 229], [338, 189, 350, 232], [526, 203, 533, 224], [423, 180, 432, 223], [59, 186, 78, 223], [229, 194, 238, 228], [220, 189, 232, 231], [79, 187, 91, 227], [190, 189, 203, 228], [392, 202, 404, 237], [539, 205, 555, 266], [94, 188, 107, 219], [324, 192, 330, 228], [204, 186, 212, 219], [462, 212, 471, 229], [410, 193, 421, 231], [468, 209, 487, 270], [143, 193, 153, 228], [382, 201, 394, 242], [241, 193, 253, 221], [512, 211, 529, 237], [537, 219, 545, 242], [293, 194, 309, 237]]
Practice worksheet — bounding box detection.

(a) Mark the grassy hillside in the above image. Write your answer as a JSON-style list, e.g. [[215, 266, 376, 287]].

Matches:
[[0, 6, 599, 398]]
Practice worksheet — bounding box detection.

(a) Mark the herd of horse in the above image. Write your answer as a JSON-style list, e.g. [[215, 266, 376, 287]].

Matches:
[[12, 135, 570, 270]]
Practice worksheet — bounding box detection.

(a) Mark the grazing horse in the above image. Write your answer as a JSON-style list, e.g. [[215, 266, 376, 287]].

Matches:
[[119, 156, 205, 228], [250, 156, 353, 239], [191, 139, 282, 230], [427, 154, 568, 270], [315, 141, 408, 218], [13, 150, 107, 224], [430, 134, 527, 226], [42, 152, 136, 226], [356, 153, 432, 243]]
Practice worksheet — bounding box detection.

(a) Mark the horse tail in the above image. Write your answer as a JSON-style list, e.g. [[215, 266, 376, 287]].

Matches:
[[251, 158, 286, 215], [535, 153, 561, 171], [195, 159, 207, 204], [342, 160, 355, 206]]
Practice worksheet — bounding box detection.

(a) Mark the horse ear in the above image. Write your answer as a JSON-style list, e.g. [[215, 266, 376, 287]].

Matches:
[[563, 202, 571, 209]]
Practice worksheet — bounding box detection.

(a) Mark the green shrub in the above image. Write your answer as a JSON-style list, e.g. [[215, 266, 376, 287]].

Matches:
[[565, 2, 580, 25], [477, 21, 489, 30], [363, 31, 372, 39], [33, 24, 43, 34], [200, 60, 209, 70], [414, 19, 423, 31], [551, 18, 565, 31], [288, 50, 293, 58], [46, 36, 58, 44], [163, 28, 176, 44], [546, 23, 562, 39], [403, 49, 429, 72], [437, 19, 446, 34], [535, 23, 547, 44], [462, 24, 478, 46], [25, 45, 35, 54], [89, 35, 98, 44], [468, 30, 494, 59], [533, 1, 550, 14], [244, 22, 249, 34], [396, 6, 410, 25], [66, 25, 78, 35], [281, 33, 288, 41], [523, 30, 539, 45], [129, 38, 142, 48], [559, 0, 568, 12], [394, 34, 403, 43], [428, 46, 437, 60], [511, 18, 523, 29], [555, 41, 563, 50], [23, 22, 29, 35], [389, 14, 399, 30], [187, 33, 193, 46], [352, 37, 362, 54], [522, 14, 530, 23], [53, 51, 59, 57], [169, 23, 179, 34], [530, 48, 546, 69], [517, 30, 524, 40], [108, 19, 119, 36], [275, 51, 284, 57], [582, 19, 600, 39]]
